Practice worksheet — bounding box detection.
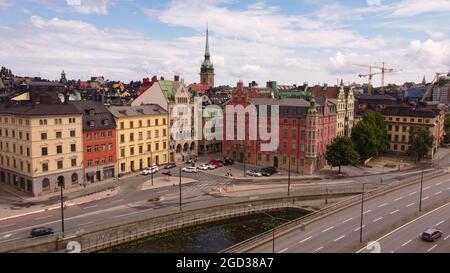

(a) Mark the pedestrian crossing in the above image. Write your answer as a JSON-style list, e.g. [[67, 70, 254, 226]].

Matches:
[[182, 179, 233, 195]]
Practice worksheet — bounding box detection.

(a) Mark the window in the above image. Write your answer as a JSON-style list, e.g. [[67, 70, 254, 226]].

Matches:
[[139, 146, 143, 154], [42, 163, 49, 172], [139, 120, 142, 128], [56, 132, 62, 139], [109, 156, 113, 163], [42, 147, 48, 156], [41, 133, 47, 140], [102, 144, 106, 151], [71, 144, 76, 152], [94, 145, 99, 152], [120, 134, 125, 143], [95, 158, 99, 166], [120, 122, 124, 130], [121, 163, 125, 172], [27, 148, 30, 156], [138, 132, 143, 140], [155, 143, 159, 151], [155, 130, 159, 138], [163, 118, 166, 125], [147, 131, 151, 139], [108, 131, 113, 137], [108, 143, 113, 151], [71, 158, 77, 167], [121, 148, 125, 158], [155, 119, 159, 126], [147, 120, 151, 127], [130, 121, 134, 129], [101, 132, 106, 138], [57, 145, 63, 154], [71, 173, 78, 184], [88, 160, 93, 167], [70, 130, 76, 137], [42, 178, 50, 191], [102, 157, 106, 165], [130, 133, 134, 142], [130, 147, 134, 156], [57, 161, 63, 169]]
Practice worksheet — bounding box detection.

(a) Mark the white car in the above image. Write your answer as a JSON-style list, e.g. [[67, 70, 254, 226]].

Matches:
[[246, 170, 262, 177], [182, 166, 199, 173], [198, 164, 210, 170], [206, 164, 216, 170], [142, 166, 158, 175]]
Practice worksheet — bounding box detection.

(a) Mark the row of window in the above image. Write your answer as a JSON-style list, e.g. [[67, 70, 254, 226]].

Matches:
[[119, 129, 166, 143], [87, 143, 114, 153], [0, 142, 30, 156], [0, 117, 31, 125], [0, 156, 31, 173], [386, 117, 431, 123], [38, 118, 77, 126], [42, 159, 78, 172], [119, 118, 166, 130], [0, 129, 30, 140], [41, 130, 76, 140], [41, 144, 77, 156], [119, 142, 167, 158], [87, 157, 114, 167], [86, 130, 113, 140]]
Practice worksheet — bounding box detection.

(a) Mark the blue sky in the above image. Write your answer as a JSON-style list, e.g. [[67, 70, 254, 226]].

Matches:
[[1, 0, 450, 86]]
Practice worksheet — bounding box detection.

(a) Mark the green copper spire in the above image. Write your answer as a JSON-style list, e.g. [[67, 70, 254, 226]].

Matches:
[[201, 25, 214, 74]]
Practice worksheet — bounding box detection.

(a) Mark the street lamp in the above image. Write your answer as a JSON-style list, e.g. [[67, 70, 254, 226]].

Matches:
[[150, 145, 154, 186], [179, 167, 182, 211], [58, 180, 65, 236], [288, 156, 291, 197], [359, 182, 385, 243], [419, 167, 424, 212], [260, 211, 290, 253]]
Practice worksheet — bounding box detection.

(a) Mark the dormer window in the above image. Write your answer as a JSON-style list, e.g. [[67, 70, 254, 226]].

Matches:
[[103, 119, 109, 126], [89, 109, 95, 115], [89, 121, 95, 127]]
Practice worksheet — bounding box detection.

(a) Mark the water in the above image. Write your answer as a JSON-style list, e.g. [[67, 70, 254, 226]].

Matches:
[[100, 208, 308, 253]]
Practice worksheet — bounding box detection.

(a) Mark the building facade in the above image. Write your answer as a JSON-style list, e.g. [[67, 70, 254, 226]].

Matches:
[[108, 105, 169, 176], [0, 104, 84, 196], [382, 105, 444, 159], [72, 101, 116, 183]]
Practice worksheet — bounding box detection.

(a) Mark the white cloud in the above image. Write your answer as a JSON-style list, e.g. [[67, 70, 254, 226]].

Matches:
[[391, 0, 450, 17], [0, 0, 12, 8], [66, 0, 111, 15], [406, 39, 450, 69]]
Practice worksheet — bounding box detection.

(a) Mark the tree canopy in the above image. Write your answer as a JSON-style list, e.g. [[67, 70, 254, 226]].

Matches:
[[325, 136, 359, 174], [407, 125, 434, 162], [351, 112, 388, 162]]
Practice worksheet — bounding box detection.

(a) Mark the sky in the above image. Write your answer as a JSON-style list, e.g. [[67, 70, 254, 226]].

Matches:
[[1, 0, 450, 87]]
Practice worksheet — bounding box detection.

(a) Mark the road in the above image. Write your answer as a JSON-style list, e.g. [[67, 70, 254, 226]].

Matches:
[[248, 171, 450, 253], [359, 202, 450, 253]]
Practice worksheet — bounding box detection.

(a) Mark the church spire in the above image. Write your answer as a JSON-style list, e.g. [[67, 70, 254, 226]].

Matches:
[[205, 24, 210, 58], [200, 24, 215, 88]]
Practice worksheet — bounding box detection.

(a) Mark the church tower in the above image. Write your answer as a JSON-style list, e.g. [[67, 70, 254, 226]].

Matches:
[[200, 26, 215, 88], [60, 70, 67, 83]]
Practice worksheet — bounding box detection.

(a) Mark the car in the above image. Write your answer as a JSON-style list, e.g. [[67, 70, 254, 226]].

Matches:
[[207, 164, 217, 170], [198, 164, 210, 170], [30, 227, 54, 238], [223, 158, 234, 166], [261, 167, 278, 175], [421, 228, 443, 242], [185, 158, 198, 164], [164, 163, 176, 169], [142, 166, 158, 175], [209, 160, 223, 168], [260, 170, 272, 176], [246, 170, 263, 177], [182, 166, 199, 173]]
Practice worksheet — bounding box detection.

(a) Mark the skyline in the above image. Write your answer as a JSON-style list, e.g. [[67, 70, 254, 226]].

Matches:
[[1, 0, 450, 86]]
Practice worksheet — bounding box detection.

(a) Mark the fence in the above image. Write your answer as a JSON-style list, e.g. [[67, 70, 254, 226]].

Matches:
[[221, 167, 445, 253]]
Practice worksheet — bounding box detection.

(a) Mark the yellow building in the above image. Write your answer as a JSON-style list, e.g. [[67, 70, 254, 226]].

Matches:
[[382, 105, 444, 158], [0, 104, 84, 196], [107, 105, 169, 175]]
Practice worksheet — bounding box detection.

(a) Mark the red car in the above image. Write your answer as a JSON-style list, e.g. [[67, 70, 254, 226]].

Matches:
[[209, 160, 223, 168]]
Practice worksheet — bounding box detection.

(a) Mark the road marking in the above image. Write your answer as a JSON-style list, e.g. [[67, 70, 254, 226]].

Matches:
[[356, 202, 450, 253], [436, 220, 445, 226], [312, 246, 323, 253], [422, 196, 430, 201], [157, 190, 169, 194], [0, 223, 16, 228], [298, 236, 312, 244], [77, 221, 94, 227], [111, 199, 124, 203], [394, 197, 403, 201], [373, 217, 383, 223], [278, 248, 288, 253], [322, 226, 335, 233], [408, 191, 417, 196], [354, 225, 365, 232], [34, 215, 53, 221], [390, 209, 400, 215], [435, 182, 443, 186], [363, 210, 371, 215], [427, 245, 437, 252], [84, 205, 98, 209], [342, 217, 353, 223], [401, 240, 412, 247], [110, 210, 151, 219], [424, 186, 431, 190], [406, 203, 415, 208], [448, 187, 450, 190], [378, 203, 388, 208], [334, 235, 345, 242], [445, 235, 450, 240], [2, 233, 14, 239], [434, 191, 442, 195]]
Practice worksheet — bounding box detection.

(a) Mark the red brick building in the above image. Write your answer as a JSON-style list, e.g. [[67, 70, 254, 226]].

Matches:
[[223, 82, 337, 174], [71, 101, 116, 183]]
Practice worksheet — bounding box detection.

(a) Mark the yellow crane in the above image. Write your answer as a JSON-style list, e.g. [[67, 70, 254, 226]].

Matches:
[[420, 72, 447, 102]]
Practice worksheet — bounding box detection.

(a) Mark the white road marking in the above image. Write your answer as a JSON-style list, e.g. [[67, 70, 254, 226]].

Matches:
[[110, 210, 152, 219], [378, 203, 388, 208], [84, 205, 98, 209], [373, 217, 383, 223], [434, 191, 442, 195], [0, 223, 16, 228], [34, 215, 53, 221], [77, 221, 94, 227], [390, 209, 400, 215], [444, 235, 450, 240], [406, 203, 415, 207], [435, 182, 442, 186], [298, 236, 312, 244], [436, 220, 445, 226], [422, 196, 430, 201], [427, 245, 437, 252], [342, 217, 353, 223], [2, 233, 14, 239], [408, 191, 417, 196], [363, 210, 371, 215], [401, 240, 412, 247], [354, 225, 365, 232], [111, 199, 124, 203], [322, 226, 335, 233], [312, 246, 323, 253], [278, 248, 288, 253], [334, 235, 345, 242], [157, 190, 169, 194], [394, 197, 403, 201], [424, 186, 431, 190]]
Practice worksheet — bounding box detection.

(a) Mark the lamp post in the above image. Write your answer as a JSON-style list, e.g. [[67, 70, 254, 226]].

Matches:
[[150, 146, 154, 186], [179, 167, 182, 211], [59, 181, 65, 236], [359, 182, 384, 243], [260, 211, 290, 253], [419, 167, 424, 212], [288, 156, 291, 197]]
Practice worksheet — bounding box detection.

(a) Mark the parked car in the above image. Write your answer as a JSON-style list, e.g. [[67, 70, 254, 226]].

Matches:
[[182, 166, 199, 173], [261, 167, 278, 175], [142, 166, 158, 175], [198, 164, 210, 170], [164, 163, 176, 169], [209, 160, 223, 168], [222, 158, 234, 166], [246, 170, 263, 177], [421, 228, 443, 242], [207, 164, 217, 170], [186, 158, 198, 164], [260, 170, 272, 176], [30, 227, 54, 238]]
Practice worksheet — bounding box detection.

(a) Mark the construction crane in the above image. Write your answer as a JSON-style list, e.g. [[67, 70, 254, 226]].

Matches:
[[353, 62, 398, 95], [420, 72, 447, 102]]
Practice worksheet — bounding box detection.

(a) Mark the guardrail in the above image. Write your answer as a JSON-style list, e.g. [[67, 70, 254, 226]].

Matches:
[[221, 168, 445, 253], [0, 184, 367, 253]]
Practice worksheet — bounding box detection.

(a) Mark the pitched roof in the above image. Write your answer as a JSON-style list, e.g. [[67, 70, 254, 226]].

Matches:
[[381, 105, 441, 118], [70, 100, 116, 130], [0, 102, 81, 116], [250, 98, 311, 107], [107, 104, 167, 118], [310, 85, 340, 98], [158, 80, 182, 102]]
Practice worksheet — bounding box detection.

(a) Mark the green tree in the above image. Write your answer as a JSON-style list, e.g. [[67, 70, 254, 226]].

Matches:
[[444, 116, 450, 143], [326, 136, 359, 174], [351, 112, 388, 162], [407, 125, 434, 162]]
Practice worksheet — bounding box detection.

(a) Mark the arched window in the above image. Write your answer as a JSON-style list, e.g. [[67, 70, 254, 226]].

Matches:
[[71, 173, 78, 184], [42, 178, 50, 191]]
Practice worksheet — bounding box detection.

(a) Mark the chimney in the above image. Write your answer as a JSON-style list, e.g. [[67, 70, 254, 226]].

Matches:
[[143, 78, 150, 86], [160, 76, 165, 81], [237, 81, 243, 89], [151, 76, 157, 83], [174, 75, 180, 82]]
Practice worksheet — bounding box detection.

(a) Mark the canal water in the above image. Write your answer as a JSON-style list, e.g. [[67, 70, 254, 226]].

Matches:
[[100, 208, 308, 253]]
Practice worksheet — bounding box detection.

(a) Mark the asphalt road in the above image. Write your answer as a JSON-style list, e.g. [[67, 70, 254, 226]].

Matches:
[[248, 172, 450, 253], [359, 202, 450, 253]]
